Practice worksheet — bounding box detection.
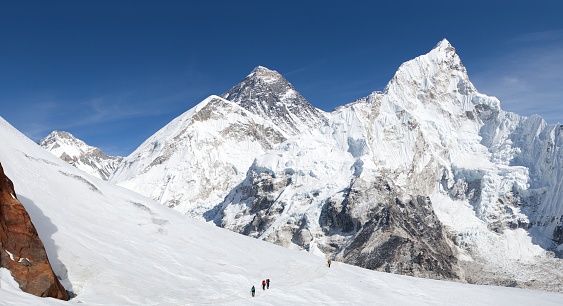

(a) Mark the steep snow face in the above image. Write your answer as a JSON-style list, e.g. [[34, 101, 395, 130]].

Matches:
[[215, 39, 563, 289], [503, 115, 563, 250], [39, 131, 122, 180], [222, 66, 328, 136], [110, 95, 287, 217]]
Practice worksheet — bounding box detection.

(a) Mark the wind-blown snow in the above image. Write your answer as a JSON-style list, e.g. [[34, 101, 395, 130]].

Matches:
[[1, 114, 562, 304]]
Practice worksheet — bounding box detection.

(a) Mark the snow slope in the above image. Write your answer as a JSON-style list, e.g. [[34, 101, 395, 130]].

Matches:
[[1, 116, 562, 305]]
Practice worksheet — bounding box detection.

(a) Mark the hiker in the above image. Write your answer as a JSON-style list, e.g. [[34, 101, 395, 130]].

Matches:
[[262, 279, 266, 290], [266, 278, 270, 289], [327, 259, 331, 268], [251, 285, 255, 297]]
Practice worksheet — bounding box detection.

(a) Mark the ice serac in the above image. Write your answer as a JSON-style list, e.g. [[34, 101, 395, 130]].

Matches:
[[0, 162, 68, 300], [215, 39, 563, 289], [109, 95, 287, 217], [221, 66, 328, 135], [39, 131, 123, 180]]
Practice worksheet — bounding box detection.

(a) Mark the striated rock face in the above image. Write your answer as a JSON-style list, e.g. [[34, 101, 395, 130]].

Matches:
[[222, 66, 328, 136], [325, 178, 459, 280], [217, 169, 459, 280], [0, 162, 68, 300]]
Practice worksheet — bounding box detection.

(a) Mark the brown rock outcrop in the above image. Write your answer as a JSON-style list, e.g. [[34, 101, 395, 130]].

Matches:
[[0, 162, 68, 300]]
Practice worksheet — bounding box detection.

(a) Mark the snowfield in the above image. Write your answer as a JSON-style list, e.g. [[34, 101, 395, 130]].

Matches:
[[1, 116, 562, 305]]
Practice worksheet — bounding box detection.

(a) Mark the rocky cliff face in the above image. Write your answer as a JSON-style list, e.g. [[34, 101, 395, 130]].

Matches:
[[0, 162, 68, 300], [39, 131, 122, 180], [323, 178, 459, 280]]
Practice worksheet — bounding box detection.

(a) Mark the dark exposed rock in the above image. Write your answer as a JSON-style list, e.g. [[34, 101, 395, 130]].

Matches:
[[221, 66, 327, 136], [554, 222, 563, 245], [323, 178, 459, 280], [0, 162, 68, 300], [219, 173, 459, 280]]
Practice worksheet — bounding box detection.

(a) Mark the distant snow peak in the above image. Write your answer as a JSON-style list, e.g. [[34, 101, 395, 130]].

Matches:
[[221, 66, 327, 136], [39, 130, 122, 180], [50, 130, 75, 140]]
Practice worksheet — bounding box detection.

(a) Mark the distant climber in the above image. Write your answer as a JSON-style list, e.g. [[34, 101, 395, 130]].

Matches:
[[266, 278, 270, 289], [262, 279, 266, 290], [327, 259, 332, 268], [251, 285, 255, 297]]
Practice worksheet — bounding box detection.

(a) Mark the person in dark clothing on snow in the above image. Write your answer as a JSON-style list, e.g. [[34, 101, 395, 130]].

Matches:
[[262, 280, 266, 290], [266, 278, 270, 289], [251, 285, 256, 297], [327, 259, 332, 268]]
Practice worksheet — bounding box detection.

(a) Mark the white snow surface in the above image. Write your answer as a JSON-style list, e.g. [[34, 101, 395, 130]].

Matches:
[[1, 116, 561, 305]]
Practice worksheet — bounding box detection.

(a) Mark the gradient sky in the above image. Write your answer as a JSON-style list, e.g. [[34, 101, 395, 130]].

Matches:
[[1, 1, 562, 156]]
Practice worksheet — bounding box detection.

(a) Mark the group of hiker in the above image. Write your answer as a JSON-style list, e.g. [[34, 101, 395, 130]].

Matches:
[[250, 259, 333, 297], [250, 279, 270, 297]]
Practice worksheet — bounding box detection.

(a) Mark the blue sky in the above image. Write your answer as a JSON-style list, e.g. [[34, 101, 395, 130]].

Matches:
[[1, 1, 562, 156]]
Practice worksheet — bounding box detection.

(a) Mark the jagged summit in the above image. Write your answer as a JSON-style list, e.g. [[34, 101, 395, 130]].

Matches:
[[221, 66, 327, 136], [39, 130, 122, 180], [428, 38, 463, 66], [247, 65, 281, 82], [434, 38, 454, 51], [383, 39, 476, 102]]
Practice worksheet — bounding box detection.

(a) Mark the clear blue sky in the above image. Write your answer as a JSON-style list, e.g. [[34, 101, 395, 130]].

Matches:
[[1, 1, 562, 156]]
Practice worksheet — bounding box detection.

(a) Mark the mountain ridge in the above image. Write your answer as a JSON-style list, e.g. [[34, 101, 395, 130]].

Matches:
[[41, 39, 563, 291], [2, 112, 561, 304]]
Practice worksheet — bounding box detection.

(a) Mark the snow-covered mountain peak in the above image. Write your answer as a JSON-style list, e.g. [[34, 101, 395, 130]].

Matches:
[[221, 66, 327, 135], [40, 130, 91, 159], [433, 38, 455, 54], [380, 39, 494, 119], [39, 130, 122, 180], [386, 39, 470, 92]]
